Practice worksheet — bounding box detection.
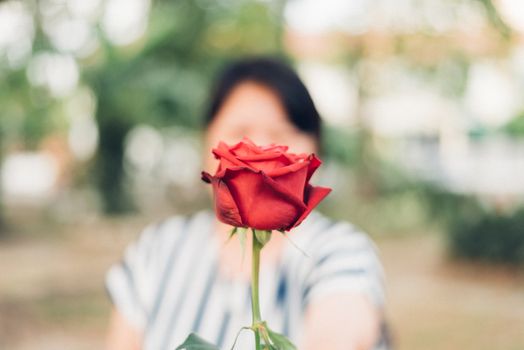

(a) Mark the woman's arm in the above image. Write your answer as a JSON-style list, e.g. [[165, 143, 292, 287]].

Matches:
[[302, 292, 380, 350], [106, 308, 143, 350]]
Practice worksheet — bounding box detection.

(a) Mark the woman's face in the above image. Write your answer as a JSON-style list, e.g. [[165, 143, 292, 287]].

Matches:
[[204, 82, 317, 172]]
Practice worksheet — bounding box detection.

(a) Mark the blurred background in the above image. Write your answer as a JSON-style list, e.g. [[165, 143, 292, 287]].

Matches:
[[0, 0, 523, 349]]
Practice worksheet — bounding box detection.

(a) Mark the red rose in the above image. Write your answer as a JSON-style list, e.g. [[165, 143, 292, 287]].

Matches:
[[202, 138, 331, 231]]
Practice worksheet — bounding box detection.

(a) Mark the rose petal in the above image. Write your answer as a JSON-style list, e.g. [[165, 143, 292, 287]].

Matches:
[[214, 141, 234, 158], [283, 152, 307, 163], [244, 157, 293, 173], [261, 144, 289, 153], [289, 185, 331, 229], [236, 152, 287, 161], [266, 159, 307, 177], [268, 161, 309, 201], [222, 168, 307, 230], [219, 138, 305, 173], [202, 171, 243, 227], [212, 143, 252, 169], [230, 138, 262, 156], [201, 171, 212, 183], [204, 138, 331, 231], [306, 154, 322, 182]]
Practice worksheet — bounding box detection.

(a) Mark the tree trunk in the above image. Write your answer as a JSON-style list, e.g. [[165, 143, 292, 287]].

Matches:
[[94, 113, 134, 215]]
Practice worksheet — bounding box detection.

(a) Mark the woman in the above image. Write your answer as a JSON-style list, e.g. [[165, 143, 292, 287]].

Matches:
[[105, 57, 388, 350]]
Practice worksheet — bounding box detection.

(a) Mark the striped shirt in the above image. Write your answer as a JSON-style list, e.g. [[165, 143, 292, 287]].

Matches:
[[106, 210, 389, 349]]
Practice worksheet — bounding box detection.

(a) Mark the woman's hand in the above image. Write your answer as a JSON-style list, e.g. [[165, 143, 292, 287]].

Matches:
[[302, 292, 380, 350], [105, 308, 143, 350]]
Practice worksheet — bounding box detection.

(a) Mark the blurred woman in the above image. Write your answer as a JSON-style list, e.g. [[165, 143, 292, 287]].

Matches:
[[105, 57, 389, 350]]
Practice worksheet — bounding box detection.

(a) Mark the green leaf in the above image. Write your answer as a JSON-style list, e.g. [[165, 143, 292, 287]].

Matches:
[[175, 333, 220, 350], [227, 227, 238, 242], [266, 327, 297, 350]]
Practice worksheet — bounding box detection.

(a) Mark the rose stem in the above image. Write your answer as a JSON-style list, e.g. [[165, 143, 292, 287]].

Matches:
[[251, 230, 263, 350]]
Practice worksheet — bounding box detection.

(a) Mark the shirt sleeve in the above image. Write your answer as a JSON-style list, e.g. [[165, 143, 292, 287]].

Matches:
[[301, 222, 385, 309], [105, 221, 167, 330]]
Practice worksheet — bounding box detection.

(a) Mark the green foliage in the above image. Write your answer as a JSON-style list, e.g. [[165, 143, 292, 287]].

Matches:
[[0, 0, 286, 214], [419, 185, 485, 229], [81, 0, 285, 213], [475, 0, 513, 39], [322, 126, 361, 165], [0, 67, 58, 149], [419, 184, 524, 266], [265, 323, 297, 350], [174, 325, 297, 350], [502, 111, 524, 138], [447, 208, 524, 265], [175, 333, 219, 350]]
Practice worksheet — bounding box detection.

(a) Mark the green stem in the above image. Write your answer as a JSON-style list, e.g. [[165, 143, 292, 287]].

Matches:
[[251, 230, 263, 350]]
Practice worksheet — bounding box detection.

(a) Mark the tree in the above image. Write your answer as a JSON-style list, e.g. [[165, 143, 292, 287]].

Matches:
[[84, 0, 285, 213], [0, 0, 286, 218]]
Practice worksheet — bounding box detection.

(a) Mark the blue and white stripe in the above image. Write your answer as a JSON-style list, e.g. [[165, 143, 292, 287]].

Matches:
[[106, 210, 389, 349]]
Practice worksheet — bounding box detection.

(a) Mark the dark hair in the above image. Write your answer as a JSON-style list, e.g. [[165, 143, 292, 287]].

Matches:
[[204, 57, 321, 143]]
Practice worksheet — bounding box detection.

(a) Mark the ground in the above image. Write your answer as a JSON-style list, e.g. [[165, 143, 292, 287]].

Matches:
[[0, 218, 523, 350]]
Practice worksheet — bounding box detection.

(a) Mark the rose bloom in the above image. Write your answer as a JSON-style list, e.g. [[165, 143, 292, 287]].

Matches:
[[201, 138, 331, 231]]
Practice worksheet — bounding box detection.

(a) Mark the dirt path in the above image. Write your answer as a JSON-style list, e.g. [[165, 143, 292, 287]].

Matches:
[[381, 234, 524, 350]]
